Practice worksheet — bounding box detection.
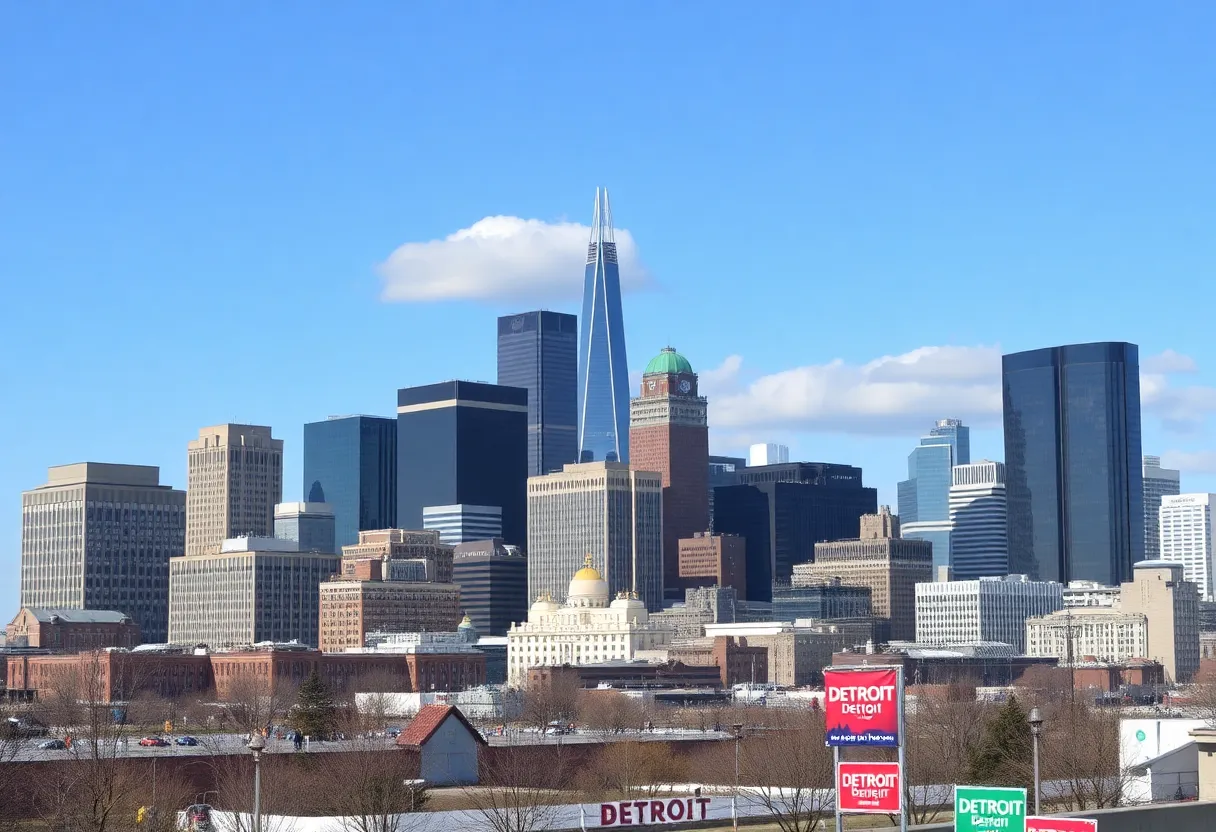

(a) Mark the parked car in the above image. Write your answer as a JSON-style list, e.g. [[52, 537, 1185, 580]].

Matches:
[[139, 736, 170, 747], [385, 726, 402, 738], [175, 735, 200, 746], [38, 739, 67, 750]]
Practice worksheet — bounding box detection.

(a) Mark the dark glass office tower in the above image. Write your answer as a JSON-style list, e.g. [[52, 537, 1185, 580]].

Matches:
[[303, 416, 396, 549], [1003, 342, 1144, 585], [578, 188, 632, 464], [497, 311, 578, 477], [397, 381, 528, 547]]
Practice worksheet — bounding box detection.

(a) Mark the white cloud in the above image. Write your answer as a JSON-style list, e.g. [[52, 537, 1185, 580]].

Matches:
[[378, 216, 650, 303], [702, 345, 1216, 437], [1160, 450, 1216, 475]]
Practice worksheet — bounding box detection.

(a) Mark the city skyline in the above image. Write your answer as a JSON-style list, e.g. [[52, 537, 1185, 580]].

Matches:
[[5, 6, 1216, 606]]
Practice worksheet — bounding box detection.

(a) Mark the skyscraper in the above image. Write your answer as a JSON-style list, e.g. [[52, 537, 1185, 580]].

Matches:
[[748, 444, 790, 467], [629, 347, 709, 596], [1003, 342, 1144, 585], [577, 188, 631, 464], [1143, 455, 1181, 561], [526, 462, 663, 611], [303, 415, 397, 549], [21, 463, 185, 643], [1160, 494, 1216, 601], [497, 310, 579, 477], [452, 538, 528, 636], [897, 419, 970, 571], [948, 461, 1008, 580], [185, 425, 283, 557], [273, 501, 336, 554], [396, 381, 528, 547]]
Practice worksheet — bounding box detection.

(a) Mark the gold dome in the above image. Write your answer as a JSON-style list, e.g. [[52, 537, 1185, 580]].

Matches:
[[572, 553, 602, 582]]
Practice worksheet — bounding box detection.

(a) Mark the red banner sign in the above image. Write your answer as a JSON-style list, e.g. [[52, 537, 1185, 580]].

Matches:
[[1026, 818, 1097, 832], [599, 797, 712, 827], [824, 667, 900, 746], [836, 761, 901, 813]]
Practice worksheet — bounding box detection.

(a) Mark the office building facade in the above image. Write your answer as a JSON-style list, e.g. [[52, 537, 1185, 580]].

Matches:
[[1002, 342, 1144, 584], [630, 347, 709, 595], [526, 462, 663, 610], [168, 537, 338, 647], [915, 575, 1063, 652], [186, 424, 283, 557], [1144, 456, 1182, 561], [1120, 559, 1200, 683], [340, 529, 454, 583], [1159, 494, 1216, 600], [772, 579, 873, 622], [21, 463, 185, 644], [303, 415, 396, 549], [1026, 608, 1149, 665], [898, 419, 970, 571], [949, 461, 1008, 580], [396, 381, 528, 546], [497, 310, 579, 477], [707, 455, 746, 528], [452, 538, 528, 636], [677, 532, 747, 599], [274, 502, 336, 554], [577, 188, 631, 464], [317, 579, 462, 653], [423, 504, 503, 545]]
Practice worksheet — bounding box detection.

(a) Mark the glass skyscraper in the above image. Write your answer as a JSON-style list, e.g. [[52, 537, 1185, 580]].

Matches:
[[577, 187, 631, 463], [1003, 342, 1144, 585], [497, 310, 578, 477], [897, 419, 970, 571], [303, 416, 396, 549]]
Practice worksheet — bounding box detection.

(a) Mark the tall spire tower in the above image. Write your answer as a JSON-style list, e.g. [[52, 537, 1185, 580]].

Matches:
[[577, 187, 631, 463]]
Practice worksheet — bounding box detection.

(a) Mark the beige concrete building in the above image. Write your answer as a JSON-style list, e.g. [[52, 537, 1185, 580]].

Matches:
[[317, 579, 462, 653], [702, 620, 879, 686], [340, 529, 453, 583], [168, 536, 338, 647], [526, 462, 663, 611], [186, 425, 283, 557], [1025, 607, 1149, 664], [794, 509, 932, 641], [1120, 559, 1201, 683]]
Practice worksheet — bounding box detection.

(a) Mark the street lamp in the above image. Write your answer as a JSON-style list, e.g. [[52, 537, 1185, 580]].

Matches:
[[731, 724, 744, 832], [1028, 707, 1043, 814], [247, 733, 266, 832]]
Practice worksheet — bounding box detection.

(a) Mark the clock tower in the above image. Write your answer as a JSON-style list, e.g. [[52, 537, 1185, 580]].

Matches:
[[629, 347, 709, 599]]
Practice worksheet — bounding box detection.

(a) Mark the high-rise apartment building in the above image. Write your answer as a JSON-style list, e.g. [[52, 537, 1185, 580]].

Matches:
[[1144, 456, 1182, 561], [452, 538, 528, 636], [526, 461, 663, 610], [677, 533, 747, 598], [898, 419, 970, 571], [914, 575, 1063, 652], [303, 415, 396, 549], [748, 444, 790, 467], [274, 502, 336, 554], [577, 188, 631, 464], [396, 381, 528, 546], [949, 461, 1008, 580], [630, 347, 709, 595], [793, 508, 932, 640], [186, 425, 283, 557], [1159, 494, 1216, 600], [21, 463, 185, 643], [168, 537, 338, 647], [1003, 342, 1144, 584], [1121, 559, 1201, 682], [497, 310, 579, 477], [713, 462, 877, 601], [422, 504, 503, 545]]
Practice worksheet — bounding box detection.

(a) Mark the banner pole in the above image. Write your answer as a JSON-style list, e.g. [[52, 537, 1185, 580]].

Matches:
[[897, 666, 907, 832], [834, 744, 843, 832]]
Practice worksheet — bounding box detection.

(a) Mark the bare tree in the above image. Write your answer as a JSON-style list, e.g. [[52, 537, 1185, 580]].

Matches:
[[901, 696, 989, 824], [582, 741, 685, 799], [465, 746, 568, 832], [314, 731, 428, 832], [218, 674, 295, 739], [0, 709, 25, 831], [207, 754, 304, 832], [1040, 699, 1133, 809], [578, 692, 645, 738], [520, 674, 580, 734], [738, 712, 835, 832]]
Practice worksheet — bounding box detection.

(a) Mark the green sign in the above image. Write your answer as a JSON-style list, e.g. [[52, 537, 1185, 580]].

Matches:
[[1135, 729, 1146, 741], [954, 785, 1027, 832]]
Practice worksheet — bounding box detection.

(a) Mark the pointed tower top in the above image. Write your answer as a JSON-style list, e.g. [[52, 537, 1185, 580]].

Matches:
[[587, 187, 616, 253]]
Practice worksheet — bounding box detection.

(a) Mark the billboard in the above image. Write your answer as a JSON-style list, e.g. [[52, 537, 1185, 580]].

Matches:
[[824, 667, 900, 746], [836, 762, 901, 813], [1026, 819, 1097, 832], [954, 786, 1026, 832], [598, 797, 712, 827]]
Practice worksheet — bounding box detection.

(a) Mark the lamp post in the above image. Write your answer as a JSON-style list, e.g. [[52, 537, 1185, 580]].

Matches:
[[731, 723, 744, 832], [247, 733, 266, 832], [1028, 707, 1043, 814]]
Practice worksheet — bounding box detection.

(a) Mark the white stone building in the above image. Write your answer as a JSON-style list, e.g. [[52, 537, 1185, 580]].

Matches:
[[1025, 607, 1149, 664], [1159, 493, 1216, 601], [915, 574, 1063, 652]]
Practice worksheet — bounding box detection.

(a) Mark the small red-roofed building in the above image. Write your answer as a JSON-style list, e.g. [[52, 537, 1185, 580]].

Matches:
[[396, 704, 486, 785]]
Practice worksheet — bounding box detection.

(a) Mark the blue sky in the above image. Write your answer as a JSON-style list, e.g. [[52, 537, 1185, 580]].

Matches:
[[3, 4, 1216, 610]]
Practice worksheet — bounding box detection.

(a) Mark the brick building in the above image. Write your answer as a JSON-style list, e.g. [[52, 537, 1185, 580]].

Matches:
[[667, 635, 768, 686], [629, 348, 709, 599], [677, 533, 746, 599], [318, 579, 462, 652], [341, 529, 453, 583], [5, 649, 213, 702], [5, 608, 141, 651]]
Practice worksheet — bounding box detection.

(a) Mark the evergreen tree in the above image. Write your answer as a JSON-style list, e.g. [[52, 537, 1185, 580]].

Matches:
[[967, 694, 1032, 790], [290, 670, 336, 740]]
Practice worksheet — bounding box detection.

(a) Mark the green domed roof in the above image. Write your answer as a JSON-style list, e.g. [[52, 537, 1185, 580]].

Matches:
[[644, 347, 693, 376]]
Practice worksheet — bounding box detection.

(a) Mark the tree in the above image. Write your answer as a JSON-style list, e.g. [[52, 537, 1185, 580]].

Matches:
[[290, 670, 336, 740], [316, 731, 429, 832], [465, 746, 568, 832], [520, 672, 580, 734], [578, 692, 646, 737], [901, 696, 990, 824], [583, 741, 685, 799], [219, 673, 295, 738], [968, 695, 1032, 791], [739, 712, 835, 832]]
